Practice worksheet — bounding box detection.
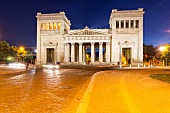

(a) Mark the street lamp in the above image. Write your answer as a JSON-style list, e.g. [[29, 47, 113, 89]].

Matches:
[[159, 46, 166, 66], [159, 46, 165, 51]]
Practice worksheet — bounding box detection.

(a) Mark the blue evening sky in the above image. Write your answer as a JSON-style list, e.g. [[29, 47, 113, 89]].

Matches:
[[0, 0, 170, 47]]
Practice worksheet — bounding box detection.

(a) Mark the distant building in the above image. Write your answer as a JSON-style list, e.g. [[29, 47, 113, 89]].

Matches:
[[36, 8, 144, 65]]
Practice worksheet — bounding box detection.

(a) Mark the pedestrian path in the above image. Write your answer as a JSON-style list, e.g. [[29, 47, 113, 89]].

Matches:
[[76, 69, 170, 113]]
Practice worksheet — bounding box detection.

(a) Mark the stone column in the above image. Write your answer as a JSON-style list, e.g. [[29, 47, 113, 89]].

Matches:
[[71, 43, 75, 62], [82, 45, 85, 63], [106, 42, 110, 63], [79, 43, 83, 63], [67, 43, 70, 62], [129, 20, 131, 28], [119, 21, 121, 28], [99, 42, 103, 62], [91, 42, 95, 63], [64, 43, 68, 62]]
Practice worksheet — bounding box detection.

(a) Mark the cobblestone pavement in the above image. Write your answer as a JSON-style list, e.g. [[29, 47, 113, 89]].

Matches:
[[77, 69, 170, 113], [0, 66, 100, 113]]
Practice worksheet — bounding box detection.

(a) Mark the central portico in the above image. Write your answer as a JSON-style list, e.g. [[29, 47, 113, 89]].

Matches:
[[63, 26, 111, 64]]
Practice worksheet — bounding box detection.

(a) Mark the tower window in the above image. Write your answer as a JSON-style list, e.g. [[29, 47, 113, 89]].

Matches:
[[40, 23, 43, 30], [58, 22, 61, 31], [116, 21, 119, 29], [131, 20, 134, 28], [126, 20, 129, 28], [121, 20, 124, 28], [53, 23, 57, 30], [46, 23, 49, 30], [136, 20, 139, 28], [49, 23, 53, 30]]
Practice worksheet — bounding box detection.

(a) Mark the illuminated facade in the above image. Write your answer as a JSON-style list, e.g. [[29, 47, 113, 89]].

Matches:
[[36, 8, 144, 65]]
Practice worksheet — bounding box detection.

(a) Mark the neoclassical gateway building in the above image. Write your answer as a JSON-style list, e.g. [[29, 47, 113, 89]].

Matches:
[[36, 8, 144, 66]]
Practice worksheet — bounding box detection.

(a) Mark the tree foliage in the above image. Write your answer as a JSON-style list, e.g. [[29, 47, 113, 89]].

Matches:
[[0, 41, 12, 63], [160, 44, 170, 59], [143, 44, 156, 61]]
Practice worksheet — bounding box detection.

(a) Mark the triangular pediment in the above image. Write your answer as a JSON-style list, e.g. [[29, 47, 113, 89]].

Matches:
[[65, 26, 108, 36]]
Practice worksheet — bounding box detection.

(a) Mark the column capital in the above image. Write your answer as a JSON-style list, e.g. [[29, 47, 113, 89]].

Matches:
[[91, 42, 95, 45], [79, 42, 83, 45], [106, 42, 110, 45], [99, 42, 103, 45], [71, 42, 75, 45]]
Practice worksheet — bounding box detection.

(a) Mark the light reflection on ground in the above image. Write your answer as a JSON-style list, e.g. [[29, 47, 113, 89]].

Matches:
[[0, 68, 98, 113]]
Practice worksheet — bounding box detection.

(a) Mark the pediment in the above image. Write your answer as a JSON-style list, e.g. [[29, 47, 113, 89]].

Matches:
[[65, 26, 108, 36]]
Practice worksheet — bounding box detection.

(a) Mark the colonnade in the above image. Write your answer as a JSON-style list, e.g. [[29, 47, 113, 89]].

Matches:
[[64, 42, 110, 63]]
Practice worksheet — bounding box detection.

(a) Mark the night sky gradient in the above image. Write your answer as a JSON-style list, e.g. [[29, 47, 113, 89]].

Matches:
[[0, 0, 170, 47]]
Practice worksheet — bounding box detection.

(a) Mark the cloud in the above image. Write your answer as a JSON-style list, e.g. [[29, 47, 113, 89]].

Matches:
[[164, 30, 170, 33]]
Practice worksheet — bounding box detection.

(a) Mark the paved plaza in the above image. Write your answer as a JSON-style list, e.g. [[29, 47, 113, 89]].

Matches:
[[0, 65, 170, 113]]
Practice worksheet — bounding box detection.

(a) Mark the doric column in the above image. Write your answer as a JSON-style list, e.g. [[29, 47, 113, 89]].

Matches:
[[91, 42, 95, 63], [129, 20, 131, 28], [99, 42, 103, 62], [64, 43, 68, 62], [83, 45, 85, 63], [106, 42, 110, 62], [79, 43, 83, 63], [119, 21, 121, 28], [134, 20, 136, 28], [71, 43, 75, 62], [67, 43, 70, 62]]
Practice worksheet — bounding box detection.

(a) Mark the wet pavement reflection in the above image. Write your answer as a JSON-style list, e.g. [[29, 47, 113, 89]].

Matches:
[[0, 68, 99, 113]]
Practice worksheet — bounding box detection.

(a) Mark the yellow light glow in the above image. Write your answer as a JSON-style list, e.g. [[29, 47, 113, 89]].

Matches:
[[159, 46, 166, 51], [58, 22, 60, 31], [53, 23, 57, 30]]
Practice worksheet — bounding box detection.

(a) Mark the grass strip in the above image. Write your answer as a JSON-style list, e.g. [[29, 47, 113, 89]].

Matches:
[[150, 74, 170, 84]]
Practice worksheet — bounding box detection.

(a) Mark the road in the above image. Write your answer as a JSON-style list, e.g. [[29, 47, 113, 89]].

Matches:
[[77, 69, 170, 113], [0, 67, 99, 113]]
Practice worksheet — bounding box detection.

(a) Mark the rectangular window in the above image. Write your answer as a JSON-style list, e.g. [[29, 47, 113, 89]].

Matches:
[[126, 20, 129, 28], [121, 20, 124, 28], [136, 20, 139, 28], [58, 22, 61, 31], [116, 21, 119, 29], [46, 23, 49, 30], [40, 23, 43, 30], [53, 23, 57, 30], [49, 23, 53, 30], [131, 20, 134, 28]]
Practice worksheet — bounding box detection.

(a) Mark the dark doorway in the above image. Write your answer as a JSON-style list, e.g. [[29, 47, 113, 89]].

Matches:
[[47, 48, 54, 64]]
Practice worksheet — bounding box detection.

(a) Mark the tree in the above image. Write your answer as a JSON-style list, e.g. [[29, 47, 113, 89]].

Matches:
[[159, 44, 170, 59], [17, 47, 26, 62], [0, 41, 19, 63], [143, 44, 156, 61], [0, 41, 11, 63]]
